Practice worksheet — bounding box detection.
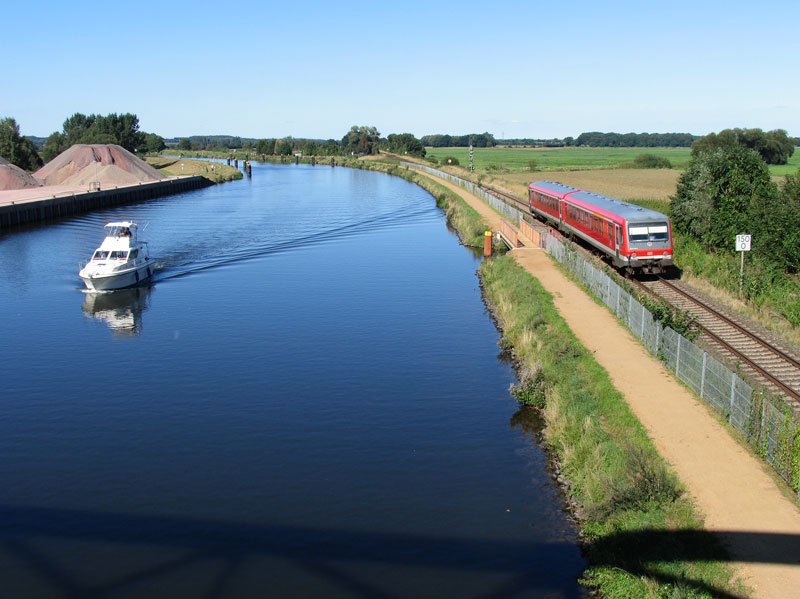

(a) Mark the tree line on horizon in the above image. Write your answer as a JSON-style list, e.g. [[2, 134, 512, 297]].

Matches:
[[2, 112, 799, 172]]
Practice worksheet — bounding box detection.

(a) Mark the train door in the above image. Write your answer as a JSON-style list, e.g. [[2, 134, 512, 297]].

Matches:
[[614, 224, 622, 259]]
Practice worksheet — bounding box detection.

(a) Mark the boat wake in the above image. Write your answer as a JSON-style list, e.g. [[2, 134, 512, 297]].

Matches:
[[153, 203, 436, 282]]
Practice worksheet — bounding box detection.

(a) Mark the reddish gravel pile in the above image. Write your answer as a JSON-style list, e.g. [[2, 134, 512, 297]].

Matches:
[[0, 156, 42, 191], [34, 144, 166, 186]]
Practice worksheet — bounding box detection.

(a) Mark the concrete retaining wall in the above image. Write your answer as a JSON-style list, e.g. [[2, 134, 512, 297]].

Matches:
[[0, 177, 212, 230]]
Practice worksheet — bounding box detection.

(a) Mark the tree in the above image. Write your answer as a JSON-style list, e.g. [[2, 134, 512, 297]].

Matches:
[[763, 172, 800, 272], [143, 133, 166, 154], [341, 126, 380, 155], [385, 133, 425, 157], [692, 128, 795, 165], [42, 132, 66, 162], [255, 138, 275, 155], [672, 146, 777, 253], [275, 137, 294, 155], [573, 131, 696, 147], [0, 118, 43, 171], [177, 138, 192, 151], [47, 112, 147, 154]]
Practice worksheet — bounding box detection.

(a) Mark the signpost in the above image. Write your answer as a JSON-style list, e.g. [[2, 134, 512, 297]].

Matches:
[[736, 233, 751, 295]]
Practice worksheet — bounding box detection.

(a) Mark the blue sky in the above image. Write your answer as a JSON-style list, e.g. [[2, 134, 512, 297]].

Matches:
[[2, 0, 798, 140]]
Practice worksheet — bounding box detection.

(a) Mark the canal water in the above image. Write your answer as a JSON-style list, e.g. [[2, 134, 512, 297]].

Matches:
[[0, 163, 585, 597]]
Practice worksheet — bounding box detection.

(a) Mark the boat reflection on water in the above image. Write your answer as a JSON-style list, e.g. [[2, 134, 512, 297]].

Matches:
[[82, 285, 152, 336]]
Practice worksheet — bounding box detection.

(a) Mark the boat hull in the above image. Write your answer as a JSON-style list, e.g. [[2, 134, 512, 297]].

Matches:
[[80, 261, 154, 291]]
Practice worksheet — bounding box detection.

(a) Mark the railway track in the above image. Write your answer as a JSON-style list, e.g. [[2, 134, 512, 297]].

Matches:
[[637, 277, 800, 404], [482, 184, 529, 212]]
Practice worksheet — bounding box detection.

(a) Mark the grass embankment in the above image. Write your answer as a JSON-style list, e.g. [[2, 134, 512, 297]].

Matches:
[[481, 256, 739, 597], [146, 156, 242, 183]]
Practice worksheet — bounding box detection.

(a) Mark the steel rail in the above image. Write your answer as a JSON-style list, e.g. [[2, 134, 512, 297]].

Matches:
[[656, 277, 800, 371], [634, 278, 800, 403]]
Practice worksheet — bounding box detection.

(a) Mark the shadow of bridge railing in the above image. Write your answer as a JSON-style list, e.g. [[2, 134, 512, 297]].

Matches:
[[0, 504, 584, 598], [2, 504, 797, 597]]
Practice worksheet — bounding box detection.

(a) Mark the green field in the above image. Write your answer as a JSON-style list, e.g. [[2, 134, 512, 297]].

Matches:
[[424, 146, 800, 176], [425, 146, 692, 172], [768, 151, 800, 176]]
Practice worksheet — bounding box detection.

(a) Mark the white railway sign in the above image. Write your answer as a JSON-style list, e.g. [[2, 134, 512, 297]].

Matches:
[[736, 234, 751, 252], [736, 233, 751, 295]]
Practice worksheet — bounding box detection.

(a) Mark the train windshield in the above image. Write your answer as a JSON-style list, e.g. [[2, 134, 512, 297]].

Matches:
[[628, 223, 669, 243]]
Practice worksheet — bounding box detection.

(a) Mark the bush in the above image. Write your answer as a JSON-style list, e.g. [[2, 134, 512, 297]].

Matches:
[[588, 444, 682, 520], [632, 153, 672, 169], [510, 363, 547, 407], [671, 146, 777, 251], [441, 156, 460, 166], [528, 159, 539, 172]]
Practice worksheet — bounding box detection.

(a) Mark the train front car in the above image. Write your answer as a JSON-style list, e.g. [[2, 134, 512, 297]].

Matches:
[[569, 190, 673, 275], [622, 207, 674, 275]]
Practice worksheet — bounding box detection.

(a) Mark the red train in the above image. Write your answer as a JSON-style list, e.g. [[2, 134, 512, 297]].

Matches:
[[528, 181, 673, 275]]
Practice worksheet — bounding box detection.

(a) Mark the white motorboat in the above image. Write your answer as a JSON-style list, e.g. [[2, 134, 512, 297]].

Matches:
[[79, 221, 154, 291]]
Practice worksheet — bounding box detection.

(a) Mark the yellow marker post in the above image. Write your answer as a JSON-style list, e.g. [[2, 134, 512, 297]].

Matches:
[[483, 230, 493, 257]]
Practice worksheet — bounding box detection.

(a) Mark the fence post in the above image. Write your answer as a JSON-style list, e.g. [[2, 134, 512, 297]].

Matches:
[[729, 372, 737, 425], [628, 294, 634, 327], [616, 285, 621, 315], [676, 334, 682, 378], [655, 323, 661, 355], [640, 304, 646, 339], [700, 352, 707, 398]]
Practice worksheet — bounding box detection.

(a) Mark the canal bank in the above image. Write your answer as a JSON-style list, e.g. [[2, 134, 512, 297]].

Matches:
[[409, 166, 800, 597], [0, 176, 211, 230]]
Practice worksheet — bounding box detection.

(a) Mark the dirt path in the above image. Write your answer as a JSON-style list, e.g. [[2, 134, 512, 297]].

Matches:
[[428, 174, 800, 598]]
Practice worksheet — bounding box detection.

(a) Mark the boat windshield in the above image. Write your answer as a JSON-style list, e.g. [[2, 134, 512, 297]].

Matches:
[[110, 251, 128, 260], [107, 225, 133, 237], [629, 223, 669, 243], [92, 250, 109, 261]]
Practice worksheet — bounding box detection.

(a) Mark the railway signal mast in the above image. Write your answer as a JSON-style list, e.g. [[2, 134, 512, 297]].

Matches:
[[469, 145, 474, 173], [736, 233, 751, 295]]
